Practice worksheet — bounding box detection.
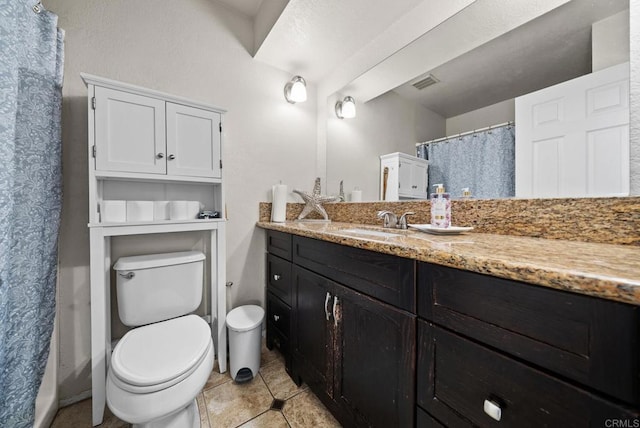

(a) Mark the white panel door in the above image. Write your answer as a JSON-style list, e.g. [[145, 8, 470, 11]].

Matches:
[[166, 103, 221, 178], [94, 87, 166, 174], [515, 62, 629, 198]]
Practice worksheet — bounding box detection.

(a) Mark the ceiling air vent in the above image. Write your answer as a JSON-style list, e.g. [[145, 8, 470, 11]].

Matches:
[[412, 74, 439, 90]]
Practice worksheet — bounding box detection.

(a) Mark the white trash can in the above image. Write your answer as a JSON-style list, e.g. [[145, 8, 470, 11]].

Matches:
[[226, 305, 265, 382]]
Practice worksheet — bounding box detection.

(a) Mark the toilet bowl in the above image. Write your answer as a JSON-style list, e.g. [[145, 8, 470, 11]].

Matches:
[[107, 252, 211, 427], [107, 315, 213, 427]]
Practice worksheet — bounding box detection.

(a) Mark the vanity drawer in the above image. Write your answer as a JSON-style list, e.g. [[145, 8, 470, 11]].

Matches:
[[267, 254, 292, 305], [266, 291, 291, 338], [417, 321, 639, 427], [417, 262, 640, 405], [292, 235, 415, 311], [267, 230, 292, 261]]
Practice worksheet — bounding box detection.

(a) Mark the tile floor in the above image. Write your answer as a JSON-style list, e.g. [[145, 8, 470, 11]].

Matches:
[[51, 342, 341, 427]]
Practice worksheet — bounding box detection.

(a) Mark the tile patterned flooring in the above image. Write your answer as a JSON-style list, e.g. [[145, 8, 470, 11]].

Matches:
[[51, 343, 340, 427]]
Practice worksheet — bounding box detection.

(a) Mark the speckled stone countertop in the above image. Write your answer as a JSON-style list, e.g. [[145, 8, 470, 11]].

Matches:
[[256, 221, 640, 306]]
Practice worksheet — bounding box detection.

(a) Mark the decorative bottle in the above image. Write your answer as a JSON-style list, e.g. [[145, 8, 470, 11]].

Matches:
[[430, 184, 451, 228]]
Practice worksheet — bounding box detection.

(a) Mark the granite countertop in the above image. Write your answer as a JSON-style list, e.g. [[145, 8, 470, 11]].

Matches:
[[257, 221, 640, 306]]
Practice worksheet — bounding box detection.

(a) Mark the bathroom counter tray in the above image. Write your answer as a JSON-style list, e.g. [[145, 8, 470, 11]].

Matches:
[[409, 224, 474, 235]]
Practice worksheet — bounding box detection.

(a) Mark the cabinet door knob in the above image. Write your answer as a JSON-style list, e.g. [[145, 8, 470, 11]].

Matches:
[[483, 399, 502, 421], [273, 314, 280, 322], [168, 154, 176, 160], [156, 153, 164, 159], [332, 296, 339, 327], [273, 274, 281, 281]]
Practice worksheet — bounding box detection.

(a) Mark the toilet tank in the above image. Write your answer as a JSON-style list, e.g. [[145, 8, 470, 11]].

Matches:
[[113, 251, 206, 327]]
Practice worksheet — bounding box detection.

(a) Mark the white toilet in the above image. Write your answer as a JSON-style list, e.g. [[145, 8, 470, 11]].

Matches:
[[107, 251, 213, 427]]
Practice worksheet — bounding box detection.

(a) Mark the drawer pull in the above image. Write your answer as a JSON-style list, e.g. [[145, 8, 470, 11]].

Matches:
[[273, 274, 281, 281], [273, 314, 280, 322], [325, 292, 331, 321], [483, 399, 502, 421]]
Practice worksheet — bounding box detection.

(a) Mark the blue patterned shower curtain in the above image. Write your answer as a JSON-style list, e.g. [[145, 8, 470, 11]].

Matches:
[[0, 1, 64, 426], [417, 124, 515, 199]]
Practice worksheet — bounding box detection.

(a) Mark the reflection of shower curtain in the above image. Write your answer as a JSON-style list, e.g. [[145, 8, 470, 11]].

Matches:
[[417, 124, 515, 199], [0, 1, 64, 426]]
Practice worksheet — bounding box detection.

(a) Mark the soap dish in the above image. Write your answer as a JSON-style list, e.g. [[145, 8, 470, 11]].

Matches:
[[409, 224, 474, 235]]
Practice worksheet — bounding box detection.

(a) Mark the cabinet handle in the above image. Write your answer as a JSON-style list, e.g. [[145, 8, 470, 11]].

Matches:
[[273, 274, 281, 281], [273, 314, 280, 322], [118, 272, 134, 279], [483, 399, 502, 421], [168, 154, 176, 160], [156, 153, 164, 159], [324, 292, 331, 321], [332, 296, 339, 327]]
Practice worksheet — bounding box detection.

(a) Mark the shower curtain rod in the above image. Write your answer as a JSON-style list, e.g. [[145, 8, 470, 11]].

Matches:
[[416, 120, 514, 146]]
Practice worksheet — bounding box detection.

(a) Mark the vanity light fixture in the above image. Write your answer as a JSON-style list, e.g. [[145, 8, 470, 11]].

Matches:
[[335, 96, 356, 119], [284, 75, 307, 103]]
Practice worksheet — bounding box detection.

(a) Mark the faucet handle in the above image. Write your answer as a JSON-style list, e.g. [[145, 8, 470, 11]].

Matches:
[[398, 212, 415, 229]]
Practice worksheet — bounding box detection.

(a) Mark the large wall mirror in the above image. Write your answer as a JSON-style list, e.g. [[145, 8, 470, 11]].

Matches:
[[326, 0, 632, 202]]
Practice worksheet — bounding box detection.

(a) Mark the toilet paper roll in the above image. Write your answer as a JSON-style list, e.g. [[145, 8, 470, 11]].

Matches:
[[169, 201, 189, 220], [350, 190, 362, 202], [187, 201, 201, 219], [271, 184, 288, 222], [153, 201, 170, 221], [101, 200, 126, 223], [126, 201, 154, 222]]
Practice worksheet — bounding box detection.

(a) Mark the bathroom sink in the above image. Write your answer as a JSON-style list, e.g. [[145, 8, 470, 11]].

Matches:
[[338, 228, 404, 238]]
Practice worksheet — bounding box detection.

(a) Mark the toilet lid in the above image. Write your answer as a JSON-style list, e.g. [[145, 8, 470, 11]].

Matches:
[[111, 315, 211, 388]]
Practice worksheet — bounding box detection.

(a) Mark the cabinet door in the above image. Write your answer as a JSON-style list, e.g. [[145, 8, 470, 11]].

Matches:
[[411, 160, 429, 198], [398, 158, 413, 196], [166, 103, 221, 178], [292, 266, 334, 395], [94, 87, 166, 174], [333, 285, 416, 428]]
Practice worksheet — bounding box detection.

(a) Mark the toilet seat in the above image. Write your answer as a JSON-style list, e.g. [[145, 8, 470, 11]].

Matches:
[[110, 315, 211, 394]]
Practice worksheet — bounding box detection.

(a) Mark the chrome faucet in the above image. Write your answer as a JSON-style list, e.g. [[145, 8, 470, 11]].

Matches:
[[377, 210, 397, 228], [377, 210, 415, 229], [398, 212, 415, 230]]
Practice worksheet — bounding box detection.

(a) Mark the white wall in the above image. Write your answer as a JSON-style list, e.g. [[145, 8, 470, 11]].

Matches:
[[326, 91, 444, 201], [445, 99, 515, 136], [592, 10, 631, 72], [631, 0, 640, 195], [47, 0, 318, 402]]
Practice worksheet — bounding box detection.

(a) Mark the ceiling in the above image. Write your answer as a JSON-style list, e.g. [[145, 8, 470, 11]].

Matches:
[[215, 0, 628, 117]]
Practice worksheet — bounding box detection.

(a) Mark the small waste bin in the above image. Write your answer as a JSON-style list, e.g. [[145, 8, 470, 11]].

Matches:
[[226, 305, 265, 382]]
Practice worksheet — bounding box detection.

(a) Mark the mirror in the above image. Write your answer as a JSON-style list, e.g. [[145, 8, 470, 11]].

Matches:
[[326, 0, 631, 201]]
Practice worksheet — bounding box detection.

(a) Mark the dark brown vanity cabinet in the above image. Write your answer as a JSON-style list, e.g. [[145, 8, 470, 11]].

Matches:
[[416, 262, 640, 427], [265, 231, 293, 374], [266, 231, 416, 427]]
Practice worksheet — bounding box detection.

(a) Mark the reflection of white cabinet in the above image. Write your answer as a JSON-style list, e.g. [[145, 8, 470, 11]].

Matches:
[[82, 73, 227, 427], [94, 87, 221, 179], [380, 152, 429, 200]]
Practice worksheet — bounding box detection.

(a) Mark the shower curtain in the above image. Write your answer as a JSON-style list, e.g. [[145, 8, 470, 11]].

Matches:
[[417, 124, 515, 199], [0, 1, 64, 426]]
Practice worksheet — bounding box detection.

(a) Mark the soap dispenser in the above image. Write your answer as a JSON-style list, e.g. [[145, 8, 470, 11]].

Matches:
[[430, 184, 451, 228]]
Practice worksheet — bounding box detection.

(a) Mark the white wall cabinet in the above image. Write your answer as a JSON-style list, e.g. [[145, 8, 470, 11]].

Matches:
[[94, 87, 221, 179], [82, 74, 227, 426], [380, 152, 429, 200]]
